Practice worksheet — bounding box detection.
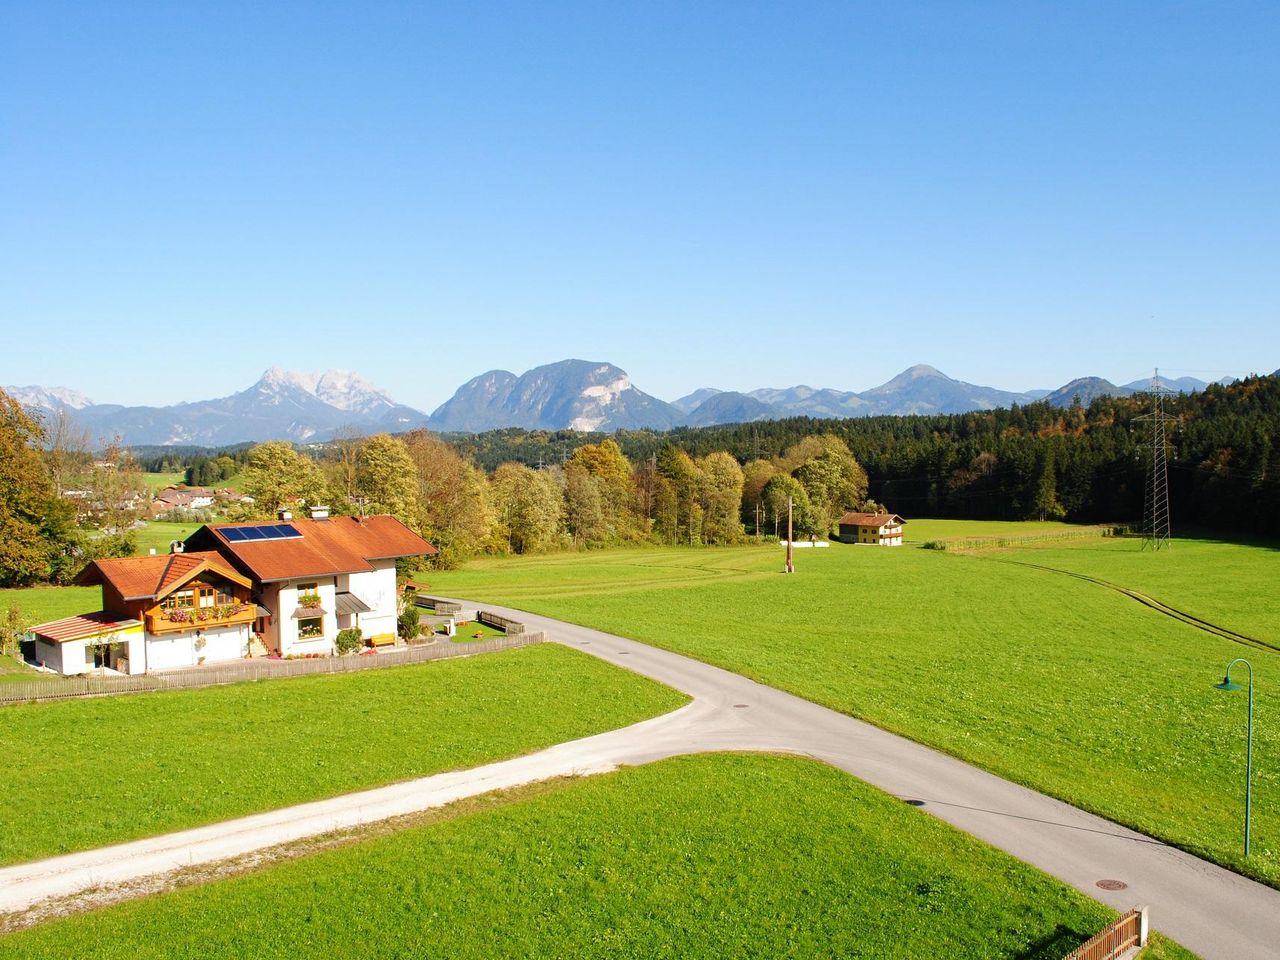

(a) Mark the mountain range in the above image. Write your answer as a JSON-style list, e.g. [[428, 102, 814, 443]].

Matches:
[[7, 361, 1258, 448]]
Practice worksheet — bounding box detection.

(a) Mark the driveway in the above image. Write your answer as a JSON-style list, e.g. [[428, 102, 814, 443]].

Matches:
[[1, 602, 1276, 959]]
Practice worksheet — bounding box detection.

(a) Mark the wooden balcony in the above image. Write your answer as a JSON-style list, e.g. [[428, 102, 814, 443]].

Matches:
[[146, 604, 257, 635]]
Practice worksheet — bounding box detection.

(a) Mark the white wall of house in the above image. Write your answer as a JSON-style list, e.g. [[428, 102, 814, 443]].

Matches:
[[276, 578, 338, 656], [145, 623, 249, 671], [338, 560, 398, 641], [33, 628, 145, 676]]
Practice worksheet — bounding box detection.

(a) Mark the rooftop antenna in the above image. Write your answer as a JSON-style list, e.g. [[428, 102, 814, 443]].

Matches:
[[351, 496, 369, 520], [1134, 367, 1175, 551]]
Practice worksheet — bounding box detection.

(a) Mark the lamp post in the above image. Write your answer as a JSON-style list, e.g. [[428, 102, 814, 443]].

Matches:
[[1214, 658, 1254, 857]]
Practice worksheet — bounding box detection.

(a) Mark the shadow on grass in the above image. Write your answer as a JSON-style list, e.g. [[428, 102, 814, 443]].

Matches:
[[1014, 924, 1093, 959]]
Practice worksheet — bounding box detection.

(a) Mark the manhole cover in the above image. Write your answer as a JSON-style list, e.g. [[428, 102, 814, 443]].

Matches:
[[616, 651, 630, 655], [1096, 879, 1128, 891], [579, 641, 590, 645], [733, 703, 750, 709], [904, 799, 926, 807]]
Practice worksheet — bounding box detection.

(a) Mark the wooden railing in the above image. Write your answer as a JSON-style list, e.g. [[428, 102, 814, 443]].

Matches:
[[412, 595, 461, 616], [145, 605, 256, 635], [1063, 907, 1147, 960], [477, 610, 526, 635]]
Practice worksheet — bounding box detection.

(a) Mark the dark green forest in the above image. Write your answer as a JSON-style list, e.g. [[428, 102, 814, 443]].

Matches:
[[449, 375, 1280, 539]]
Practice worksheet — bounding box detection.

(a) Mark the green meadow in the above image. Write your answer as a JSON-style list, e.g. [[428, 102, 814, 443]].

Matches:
[[0, 754, 1194, 959], [0, 644, 684, 866], [430, 529, 1280, 887]]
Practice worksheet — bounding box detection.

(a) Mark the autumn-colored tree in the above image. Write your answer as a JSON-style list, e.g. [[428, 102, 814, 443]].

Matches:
[[0, 390, 75, 585], [740, 458, 777, 534], [698, 451, 745, 544], [401, 430, 494, 565], [762, 474, 818, 538], [568, 438, 641, 540], [237, 441, 329, 518], [490, 463, 563, 554], [563, 464, 608, 546], [353, 433, 420, 525]]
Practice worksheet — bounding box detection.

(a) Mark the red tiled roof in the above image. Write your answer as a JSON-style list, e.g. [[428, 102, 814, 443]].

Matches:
[[30, 611, 142, 644], [837, 512, 905, 527], [197, 515, 436, 584], [76, 551, 251, 600]]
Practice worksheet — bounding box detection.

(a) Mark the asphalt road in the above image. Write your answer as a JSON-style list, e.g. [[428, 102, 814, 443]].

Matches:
[[2, 602, 1276, 959]]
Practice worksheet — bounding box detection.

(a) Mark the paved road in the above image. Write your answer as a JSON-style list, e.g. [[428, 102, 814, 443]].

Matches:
[[2, 603, 1277, 959]]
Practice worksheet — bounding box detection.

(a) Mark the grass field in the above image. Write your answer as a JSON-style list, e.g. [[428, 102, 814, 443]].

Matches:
[[141, 471, 186, 492], [0, 654, 54, 685], [0, 754, 1194, 959], [0, 644, 684, 866], [977, 536, 1280, 648], [0, 585, 99, 626], [429, 531, 1280, 887], [132, 520, 203, 556]]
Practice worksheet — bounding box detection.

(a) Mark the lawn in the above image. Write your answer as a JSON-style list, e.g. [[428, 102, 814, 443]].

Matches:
[[132, 520, 203, 556], [0, 644, 685, 866], [141, 471, 186, 492], [977, 535, 1280, 648], [0, 754, 1195, 959], [429, 534, 1280, 887], [451, 620, 507, 643], [0, 585, 99, 626], [0, 654, 53, 686]]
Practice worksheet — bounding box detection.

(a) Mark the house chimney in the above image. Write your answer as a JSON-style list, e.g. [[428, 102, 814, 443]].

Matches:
[[309, 505, 330, 520], [170, 540, 185, 554], [278, 508, 293, 521]]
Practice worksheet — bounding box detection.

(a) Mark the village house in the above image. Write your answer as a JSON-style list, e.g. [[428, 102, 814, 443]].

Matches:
[[28, 510, 436, 676], [836, 511, 906, 546]]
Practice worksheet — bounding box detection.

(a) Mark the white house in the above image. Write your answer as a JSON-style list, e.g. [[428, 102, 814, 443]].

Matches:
[[29, 511, 436, 675], [184, 510, 433, 656], [836, 512, 906, 546], [33, 551, 258, 675]]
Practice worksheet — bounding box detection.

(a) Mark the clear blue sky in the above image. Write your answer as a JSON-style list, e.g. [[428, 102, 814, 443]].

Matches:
[[3, 2, 1277, 410]]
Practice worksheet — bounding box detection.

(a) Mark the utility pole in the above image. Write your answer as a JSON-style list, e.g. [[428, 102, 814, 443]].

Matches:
[[1134, 367, 1175, 551], [784, 497, 794, 573]]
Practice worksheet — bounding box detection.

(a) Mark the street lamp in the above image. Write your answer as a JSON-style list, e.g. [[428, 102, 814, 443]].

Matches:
[[1214, 657, 1254, 857]]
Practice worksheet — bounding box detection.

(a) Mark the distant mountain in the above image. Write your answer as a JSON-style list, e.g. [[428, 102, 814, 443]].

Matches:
[[856, 364, 1033, 415], [747, 385, 870, 418], [428, 360, 682, 433], [9, 368, 429, 446], [1041, 377, 1130, 408], [671, 387, 723, 414], [1120, 375, 1210, 393], [683, 391, 776, 427], [5, 385, 94, 411]]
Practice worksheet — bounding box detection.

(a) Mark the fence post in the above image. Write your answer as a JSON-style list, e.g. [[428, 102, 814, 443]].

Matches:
[[1137, 905, 1149, 947]]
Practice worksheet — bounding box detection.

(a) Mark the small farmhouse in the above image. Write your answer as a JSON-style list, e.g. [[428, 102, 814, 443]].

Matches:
[[29, 511, 436, 676], [836, 511, 905, 546]]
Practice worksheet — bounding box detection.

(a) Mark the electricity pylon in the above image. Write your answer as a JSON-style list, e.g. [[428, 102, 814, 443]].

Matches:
[[1134, 368, 1175, 550]]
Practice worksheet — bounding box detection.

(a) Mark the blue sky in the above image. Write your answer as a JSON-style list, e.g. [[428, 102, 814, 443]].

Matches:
[[3, 2, 1277, 410]]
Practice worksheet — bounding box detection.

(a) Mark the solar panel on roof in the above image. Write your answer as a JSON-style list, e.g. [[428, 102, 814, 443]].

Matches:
[[221, 523, 304, 543]]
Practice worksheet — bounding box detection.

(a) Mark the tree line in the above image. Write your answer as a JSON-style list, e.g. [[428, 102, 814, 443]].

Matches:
[[450, 375, 1280, 539], [5, 374, 1277, 586]]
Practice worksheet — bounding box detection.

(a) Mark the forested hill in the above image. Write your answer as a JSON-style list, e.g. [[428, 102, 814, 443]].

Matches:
[[452, 374, 1280, 538]]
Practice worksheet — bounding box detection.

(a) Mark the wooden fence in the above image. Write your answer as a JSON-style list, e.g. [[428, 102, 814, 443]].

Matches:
[[412, 595, 462, 616], [0, 632, 544, 706], [1063, 907, 1147, 960], [926, 526, 1126, 553], [477, 610, 526, 635]]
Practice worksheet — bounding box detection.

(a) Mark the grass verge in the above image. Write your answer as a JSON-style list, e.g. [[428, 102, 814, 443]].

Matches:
[[0, 643, 685, 866], [0, 754, 1197, 959]]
